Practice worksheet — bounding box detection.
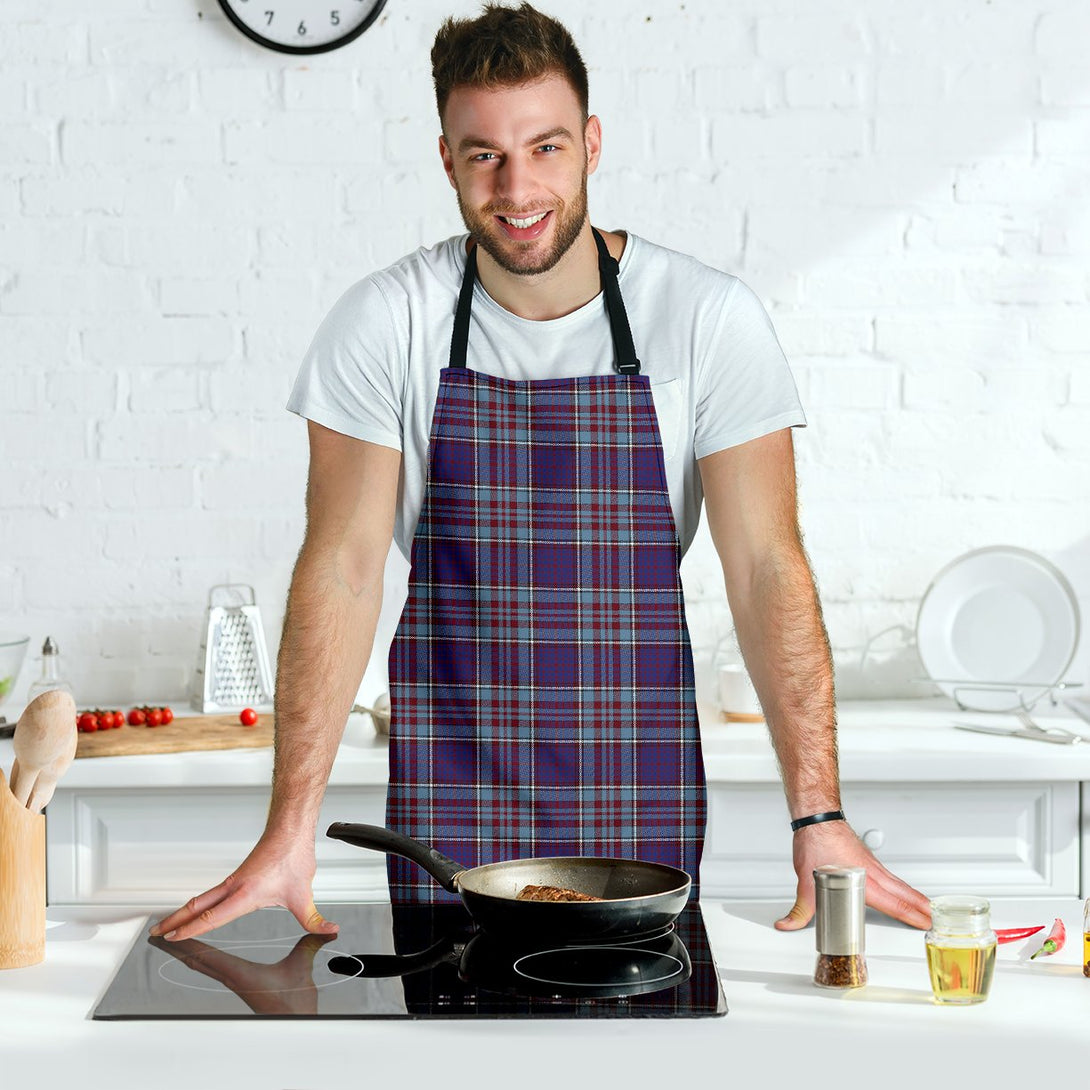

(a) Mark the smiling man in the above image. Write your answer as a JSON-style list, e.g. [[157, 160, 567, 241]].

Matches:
[[152, 2, 931, 943]]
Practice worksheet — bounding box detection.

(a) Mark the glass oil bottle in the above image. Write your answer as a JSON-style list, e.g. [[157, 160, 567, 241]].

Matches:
[[925, 895, 997, 1005]]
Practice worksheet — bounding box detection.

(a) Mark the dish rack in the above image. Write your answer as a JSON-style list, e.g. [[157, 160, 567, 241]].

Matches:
[[855, 623, 1085, 713], [912, 676, 1084, 713], [191, 584, 275, 713]]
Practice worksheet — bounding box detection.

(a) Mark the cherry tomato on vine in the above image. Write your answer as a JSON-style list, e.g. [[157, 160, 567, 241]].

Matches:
[[77, 712, 98, 732], [127, 708, 146, 726], [146, 708, 163, 727], [160, 706, 174, 725], [239, 707, 258, 727]]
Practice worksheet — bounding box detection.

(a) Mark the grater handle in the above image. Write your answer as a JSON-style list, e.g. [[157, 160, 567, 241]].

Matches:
[[208, 584, 256, 608]]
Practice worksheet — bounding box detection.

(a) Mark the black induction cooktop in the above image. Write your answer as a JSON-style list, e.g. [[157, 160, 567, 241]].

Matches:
[[93, 901, 726, 1020]]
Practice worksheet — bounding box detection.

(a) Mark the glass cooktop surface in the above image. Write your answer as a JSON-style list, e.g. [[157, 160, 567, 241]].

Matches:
[[93, 902, 726, 1020]]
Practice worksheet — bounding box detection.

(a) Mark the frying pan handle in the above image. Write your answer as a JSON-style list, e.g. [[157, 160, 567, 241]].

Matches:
[[327, 936, 457, 980], [325, 822, 464, 892]]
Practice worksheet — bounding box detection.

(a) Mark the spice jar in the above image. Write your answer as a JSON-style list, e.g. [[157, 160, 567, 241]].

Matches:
[[813, 865, 867, 988], [925, 895, 997, 1005]]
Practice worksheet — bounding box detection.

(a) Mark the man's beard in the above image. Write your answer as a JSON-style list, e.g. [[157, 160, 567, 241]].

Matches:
[[456, 173, 589, 277]]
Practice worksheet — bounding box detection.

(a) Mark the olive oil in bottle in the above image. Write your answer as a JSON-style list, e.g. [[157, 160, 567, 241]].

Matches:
[[925, 895, 997, 1005], [927, 942, 996, 1002]]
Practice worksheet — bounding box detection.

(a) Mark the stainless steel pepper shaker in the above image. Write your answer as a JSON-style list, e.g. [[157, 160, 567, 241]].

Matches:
[[813, 864, 867, 988]]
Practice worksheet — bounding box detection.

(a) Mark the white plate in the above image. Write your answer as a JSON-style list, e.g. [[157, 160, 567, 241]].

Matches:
[[915, 546, 1080, 712]]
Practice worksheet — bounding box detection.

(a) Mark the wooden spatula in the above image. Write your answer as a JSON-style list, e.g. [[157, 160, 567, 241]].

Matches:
[[10, 689, 77, 813]]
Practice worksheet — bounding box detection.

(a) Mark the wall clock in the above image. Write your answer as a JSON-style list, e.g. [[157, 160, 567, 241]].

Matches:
[[217, 0, 387, 55]]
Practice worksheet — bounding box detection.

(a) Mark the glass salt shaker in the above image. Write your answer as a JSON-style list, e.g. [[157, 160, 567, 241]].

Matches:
[[813, 865, 868, 988], [925, 895, 997, 1005], [25, 636, 73, 703]]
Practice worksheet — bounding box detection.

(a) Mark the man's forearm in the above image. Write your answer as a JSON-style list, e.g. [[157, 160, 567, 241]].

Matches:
[[265, 545, 385, 841], [727, 540, 840, 820]]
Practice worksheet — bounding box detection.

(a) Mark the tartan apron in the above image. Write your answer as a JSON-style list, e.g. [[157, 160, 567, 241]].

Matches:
[[385, 229, 707, 904]]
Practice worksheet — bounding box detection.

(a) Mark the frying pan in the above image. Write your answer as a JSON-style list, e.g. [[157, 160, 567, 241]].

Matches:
[[326, 823, 691, 944]]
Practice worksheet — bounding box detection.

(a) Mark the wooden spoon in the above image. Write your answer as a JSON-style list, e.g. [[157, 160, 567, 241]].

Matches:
[[10, 689, 77, 813]]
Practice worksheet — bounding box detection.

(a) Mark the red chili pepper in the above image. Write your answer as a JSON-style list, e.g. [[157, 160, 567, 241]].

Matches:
[[1029, 917, 1065, 959], [995, 925, 1045, 945]]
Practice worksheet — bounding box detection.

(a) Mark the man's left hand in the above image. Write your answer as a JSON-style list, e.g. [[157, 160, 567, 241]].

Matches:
[[775, 820, 932, 931]]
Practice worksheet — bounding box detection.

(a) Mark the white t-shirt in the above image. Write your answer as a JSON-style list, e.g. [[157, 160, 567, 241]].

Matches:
[[287, 231, 806, 561]]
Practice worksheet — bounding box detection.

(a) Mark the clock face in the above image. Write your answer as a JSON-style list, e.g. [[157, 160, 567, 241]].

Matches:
[[218, 0, 387, 55]]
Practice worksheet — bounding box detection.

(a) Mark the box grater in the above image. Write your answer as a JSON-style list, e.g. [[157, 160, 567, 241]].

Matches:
[[191, 584, 275, 712]]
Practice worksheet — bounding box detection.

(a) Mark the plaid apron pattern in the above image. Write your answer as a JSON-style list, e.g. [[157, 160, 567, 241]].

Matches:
[[386, 365, 706, 903]]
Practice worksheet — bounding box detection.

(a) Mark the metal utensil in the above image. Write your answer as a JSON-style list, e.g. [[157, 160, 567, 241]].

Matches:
[[349, 693, 391, 735], [953, 722, 1082, 746], [1014, 708, 1087, 742], [191, 584, 275, 712]]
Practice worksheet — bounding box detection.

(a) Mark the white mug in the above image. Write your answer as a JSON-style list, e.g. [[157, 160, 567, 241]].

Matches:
[[717, 663, 763, 722]]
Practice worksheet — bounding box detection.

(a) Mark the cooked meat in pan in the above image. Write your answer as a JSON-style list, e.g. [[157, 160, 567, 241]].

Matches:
[[515, 884, 604, 902]]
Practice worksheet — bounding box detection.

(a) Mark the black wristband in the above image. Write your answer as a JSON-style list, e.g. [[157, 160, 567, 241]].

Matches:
[[790, 810, 845, 832]]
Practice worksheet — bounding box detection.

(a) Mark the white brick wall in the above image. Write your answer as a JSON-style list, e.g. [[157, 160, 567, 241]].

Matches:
[[2, 0, 1088, 714]]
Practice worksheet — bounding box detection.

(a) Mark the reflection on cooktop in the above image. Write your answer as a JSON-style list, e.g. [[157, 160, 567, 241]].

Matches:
[[94, 902, 726, 1020]]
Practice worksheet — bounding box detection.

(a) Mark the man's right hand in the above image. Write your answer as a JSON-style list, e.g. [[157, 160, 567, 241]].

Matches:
[[149, 834, 338, 942]]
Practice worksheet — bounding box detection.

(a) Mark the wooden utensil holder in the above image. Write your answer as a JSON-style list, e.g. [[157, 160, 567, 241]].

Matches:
[[0, 767, 45, 969]]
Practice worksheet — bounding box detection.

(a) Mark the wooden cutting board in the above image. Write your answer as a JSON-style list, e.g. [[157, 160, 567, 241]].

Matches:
[[75, 714, 274, 759]]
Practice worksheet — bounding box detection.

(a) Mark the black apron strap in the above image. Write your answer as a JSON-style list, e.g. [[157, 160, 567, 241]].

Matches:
[[592, 228, 641, 375], [448, 241, 478, 370], [448, 230, 641, 375]]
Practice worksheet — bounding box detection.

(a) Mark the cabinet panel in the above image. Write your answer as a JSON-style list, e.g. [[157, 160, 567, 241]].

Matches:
[[46, 786, 388, 906], [702, 782, 1080, 899], [46, 779, 1082, 905]]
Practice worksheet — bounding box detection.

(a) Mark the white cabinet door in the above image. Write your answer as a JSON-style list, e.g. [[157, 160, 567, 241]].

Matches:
[[702, 782, 1081, 899], [46, 786, 389, 906]]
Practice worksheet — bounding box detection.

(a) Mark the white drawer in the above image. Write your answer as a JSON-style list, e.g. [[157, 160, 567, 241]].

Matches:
[[46, 785, 389, 906], [46, 779, 1083, 905], [701, 781, 1080, 899]]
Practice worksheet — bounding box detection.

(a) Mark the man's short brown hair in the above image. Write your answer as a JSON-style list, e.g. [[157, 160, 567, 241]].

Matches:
[[431, 3, 589, 127]]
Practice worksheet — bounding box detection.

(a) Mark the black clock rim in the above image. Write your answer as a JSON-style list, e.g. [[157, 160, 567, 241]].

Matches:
[[217, 0, 388, 56]]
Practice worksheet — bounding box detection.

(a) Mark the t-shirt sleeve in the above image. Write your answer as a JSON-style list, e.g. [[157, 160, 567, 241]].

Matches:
[[693, 277, 806, 460], [286, 276, 405, 451]]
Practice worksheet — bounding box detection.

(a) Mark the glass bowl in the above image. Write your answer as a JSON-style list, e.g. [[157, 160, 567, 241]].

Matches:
[[0, 634, 30, 703]]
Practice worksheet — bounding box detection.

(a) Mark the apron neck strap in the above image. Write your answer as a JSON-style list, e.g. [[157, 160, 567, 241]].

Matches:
[[448, 229, 641, 375], [592, 227, 641, 375]]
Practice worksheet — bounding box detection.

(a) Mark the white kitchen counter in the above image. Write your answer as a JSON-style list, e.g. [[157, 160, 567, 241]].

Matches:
[[5, 697, 1090, 790], [2, 897, 1086, 1090]]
